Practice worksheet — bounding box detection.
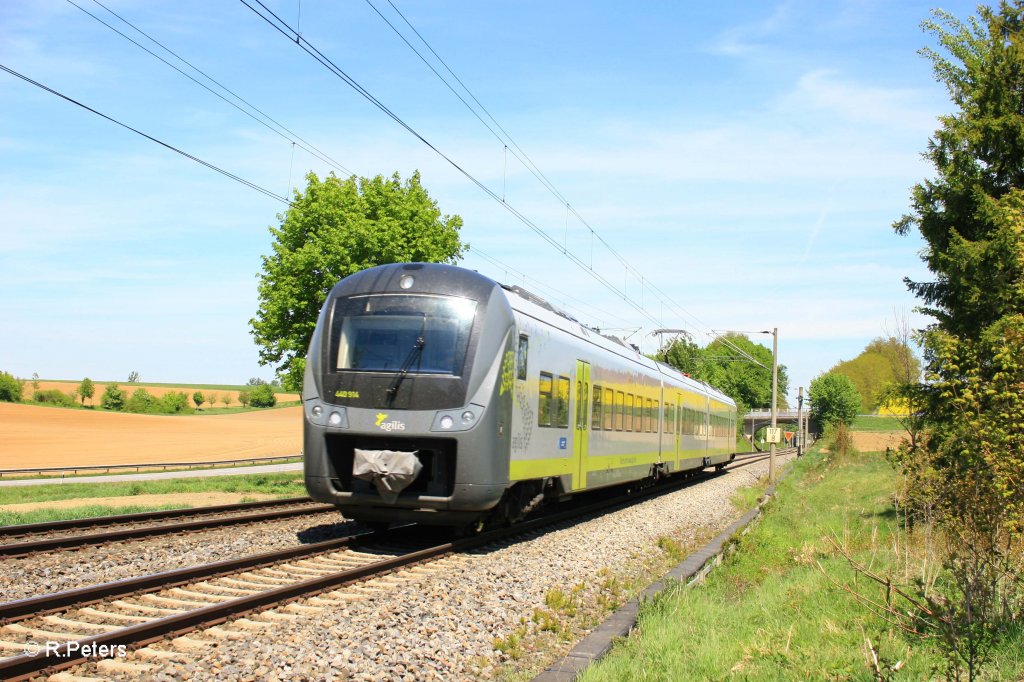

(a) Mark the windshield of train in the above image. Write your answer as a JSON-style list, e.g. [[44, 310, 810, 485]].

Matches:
[[332, 294, 476, 374]]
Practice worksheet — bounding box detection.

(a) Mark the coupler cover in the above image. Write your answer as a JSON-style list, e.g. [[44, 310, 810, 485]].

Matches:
[[352, 449, 424, 503]]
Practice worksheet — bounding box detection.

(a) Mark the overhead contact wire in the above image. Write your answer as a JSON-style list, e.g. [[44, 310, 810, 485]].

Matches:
[[238, 0, 663, 327], [370, 1, 728, 340], [76, 0, 355, 177], [0, 63, 289, 205]]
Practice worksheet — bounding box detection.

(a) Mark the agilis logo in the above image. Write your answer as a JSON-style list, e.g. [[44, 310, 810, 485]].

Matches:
[[375, 412, 406, 432]]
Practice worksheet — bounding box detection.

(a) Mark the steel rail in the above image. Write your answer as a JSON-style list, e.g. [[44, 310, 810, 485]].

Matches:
[[0, 533, 367, 622], [0, 496, 316, 538], [0, 449, 794, 680], [0, 502, 337, 558]]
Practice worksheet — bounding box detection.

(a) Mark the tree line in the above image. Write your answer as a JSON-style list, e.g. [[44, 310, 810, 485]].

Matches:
[[0, 374, 279, 413]]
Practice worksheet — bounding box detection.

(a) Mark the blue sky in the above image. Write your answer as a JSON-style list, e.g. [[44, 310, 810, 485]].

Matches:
[[0, 0, 977, 403]]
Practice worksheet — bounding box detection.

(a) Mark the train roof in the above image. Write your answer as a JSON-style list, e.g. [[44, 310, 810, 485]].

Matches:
[[498, 281, 735, 407]]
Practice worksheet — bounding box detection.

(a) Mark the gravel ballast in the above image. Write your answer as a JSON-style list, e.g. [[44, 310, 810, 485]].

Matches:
[[0, 512, 354, 604], [66, 454, 792, 681]]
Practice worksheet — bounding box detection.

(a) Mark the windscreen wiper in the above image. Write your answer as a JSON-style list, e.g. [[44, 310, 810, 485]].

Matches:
[[386, 336, 425, 405]]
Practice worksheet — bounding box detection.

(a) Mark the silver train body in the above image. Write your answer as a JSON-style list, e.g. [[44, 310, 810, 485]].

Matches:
[[303, 263, 737, 526]]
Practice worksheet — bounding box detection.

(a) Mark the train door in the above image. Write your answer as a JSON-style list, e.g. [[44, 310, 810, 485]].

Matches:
[[572, 360, 590, 491], [703, 396, 711, 466], [674, 391, 683, 470]]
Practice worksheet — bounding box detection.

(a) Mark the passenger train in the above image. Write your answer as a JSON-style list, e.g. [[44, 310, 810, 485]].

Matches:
[[302, 263, 737, 528]]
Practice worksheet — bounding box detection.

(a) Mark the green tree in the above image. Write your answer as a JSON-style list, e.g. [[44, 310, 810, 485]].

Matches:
[[659, 333, 788, 413], [100, 383, 126, 411], [808, 372, 860, 427], [0, 372, 23, 403], [237, 390, 251, 408], [78, 377, 95, 406], [248, 384, 277, 408], [159, 391, 190, 414], [250, 170, 467, 391], [894, 4, 1024, 338], [703, 334, 789, 411], [830, 336, 921, 412], [125, 388, 157, 414], [192, 391, 205, 410], [889, 5, 1024, 676], [658, 337, 712, 382]]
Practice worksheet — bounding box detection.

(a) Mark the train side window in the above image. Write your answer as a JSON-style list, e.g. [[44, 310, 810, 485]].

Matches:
[[654, 400, 661, 433], [591, 384, 603, 430], [624, 394, 633, 431], [516, 335, 528, 381], [614, 391, 624, 431], [645, 398, 654, 433], [633, 395, 642, 432], [538, 372, 553, 427], [603, 388, 614, 430], [556, 376, 570, 428], [664, 402, 673, 434]]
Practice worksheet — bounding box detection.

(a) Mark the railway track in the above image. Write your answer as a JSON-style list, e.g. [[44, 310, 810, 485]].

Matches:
[[0, 497, 337, 558], [0, 451, 794, 680]]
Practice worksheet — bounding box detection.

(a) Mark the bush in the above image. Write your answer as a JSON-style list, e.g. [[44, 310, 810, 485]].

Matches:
[[32, 389, 75, 407], [192, 391, 205, 410], [100, 384, 126, 411], [248, 384, 277, 408], [159, 391, 190, 414], [237, 390, 251, 407], [0, 372, 23, 402], [125, 388, 158, 414]]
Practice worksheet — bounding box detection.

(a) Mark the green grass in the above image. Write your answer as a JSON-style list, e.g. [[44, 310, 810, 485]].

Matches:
[[581, 445, 1024, 681], [0, 504, 188, 527], [0, 456, 303, 481], [851, 414, 905, 431], [0, 472, 307, 506]]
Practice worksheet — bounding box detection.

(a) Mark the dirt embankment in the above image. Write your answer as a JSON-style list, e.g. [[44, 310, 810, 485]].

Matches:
[[0, 402, 302, 469]]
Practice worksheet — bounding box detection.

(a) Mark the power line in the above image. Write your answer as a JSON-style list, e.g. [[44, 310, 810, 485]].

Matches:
[[0, 63, 290, 205], [467, 247, 635, 330], [238, 0, 665, 328], [70, 0, 355, 178], [363, 1, 729, 343], [368, 0, 570, 207]]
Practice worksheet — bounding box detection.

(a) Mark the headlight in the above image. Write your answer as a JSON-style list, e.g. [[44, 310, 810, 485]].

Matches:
[[439, 415, 454, 430], [461, 410, 475, 425], [328, 411, 343, 426], [312, 405, 323, 418]]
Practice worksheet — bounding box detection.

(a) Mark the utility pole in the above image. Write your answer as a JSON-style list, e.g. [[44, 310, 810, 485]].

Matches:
[[796, 386, 804, 457], [769, 327, 778, 482]]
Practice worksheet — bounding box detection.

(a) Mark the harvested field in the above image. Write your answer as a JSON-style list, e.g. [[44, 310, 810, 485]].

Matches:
[[0, 402, 302, 469], [850, 430, 905, 451], [27, 380, 299, 408]]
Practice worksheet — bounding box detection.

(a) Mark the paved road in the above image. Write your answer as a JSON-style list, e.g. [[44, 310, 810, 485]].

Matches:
[[0, 462, 304, 487]]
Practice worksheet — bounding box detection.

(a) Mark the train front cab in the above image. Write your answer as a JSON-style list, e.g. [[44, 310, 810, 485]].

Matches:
[[302, 264, 517, 527]]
